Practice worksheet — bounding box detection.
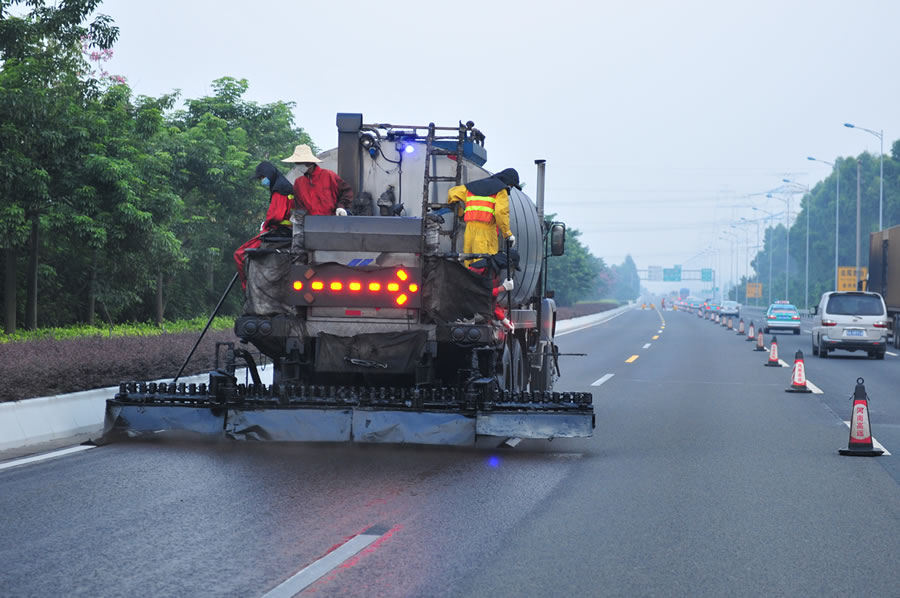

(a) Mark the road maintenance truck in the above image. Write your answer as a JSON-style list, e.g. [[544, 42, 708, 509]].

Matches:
[[103, 113, 593, 445]]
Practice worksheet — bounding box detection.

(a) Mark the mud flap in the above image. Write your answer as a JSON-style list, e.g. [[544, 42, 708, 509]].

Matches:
[[351, 410, 475, 445], [475, 411, 593, 439], [102, 403, 226, 440], [226, 408, 352, 442]]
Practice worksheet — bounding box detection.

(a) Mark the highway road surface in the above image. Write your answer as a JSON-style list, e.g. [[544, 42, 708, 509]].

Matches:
[[2, 306, 899, 597]]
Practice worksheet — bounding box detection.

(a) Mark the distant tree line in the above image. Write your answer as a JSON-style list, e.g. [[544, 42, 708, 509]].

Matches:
[[730, 147, 900, 308]]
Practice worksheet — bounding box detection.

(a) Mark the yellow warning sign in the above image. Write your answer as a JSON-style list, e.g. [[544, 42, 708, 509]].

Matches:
[[837, 267, 867, 292], [746, 282, 762, 298]]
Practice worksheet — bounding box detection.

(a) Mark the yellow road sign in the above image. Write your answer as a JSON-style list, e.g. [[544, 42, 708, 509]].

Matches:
[[746, 282, 762, 298], [837, 267, 867, 291]]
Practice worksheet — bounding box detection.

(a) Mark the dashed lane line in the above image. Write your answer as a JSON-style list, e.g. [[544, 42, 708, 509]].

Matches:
[[261, 526, 390, 598], [888, 352, 898, 357], [841, 422, 891, 455], [805, 380, 824, 394], [0, 445, 95, 472], [643, 343, 651, 349], [625, 355, 639, 363], [652, 335, 659, 340], [591, 374, 615, 386]]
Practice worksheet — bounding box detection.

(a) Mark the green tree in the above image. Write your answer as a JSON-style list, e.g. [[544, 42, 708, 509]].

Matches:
[[0, 0, 118, 332], [545, 217, 607, 306], [611, 255, 640, 302]]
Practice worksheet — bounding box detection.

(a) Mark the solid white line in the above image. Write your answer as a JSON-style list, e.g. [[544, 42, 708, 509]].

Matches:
[[805, 380, 824, 394], [0, 445, 95, 472], [643, 343, 651, 349], [887, 352, 898, 357], [262, 531, 384, 598], [591, 374, 615, 387], [842, 422, 891, 455], [556, 309, 629, 337]]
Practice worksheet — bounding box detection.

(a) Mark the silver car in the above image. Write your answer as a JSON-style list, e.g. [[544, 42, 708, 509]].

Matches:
[[811, 291, 889, 359], [720, 300, 741, 317]]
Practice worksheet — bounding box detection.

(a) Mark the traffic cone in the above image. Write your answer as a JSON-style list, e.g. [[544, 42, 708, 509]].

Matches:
[[746, 321, 755, 341], [839, 378, 884, 456], [728, 317, 734, 330], [785, 350, 813, 393], [736, 318, 745, 335], [765, 335, 780, 366], [755, 329, 766, 351]]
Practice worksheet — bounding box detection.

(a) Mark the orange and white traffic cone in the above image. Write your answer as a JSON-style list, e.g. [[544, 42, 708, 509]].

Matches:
[[746, 321, 756, 342], [755, 329, 766, 351], [728, 317, 734, 330], [839, 378, 884, 456], [765, 335, 780, 366], [785, 350, 813, 393], [736, 318, 745, 335]]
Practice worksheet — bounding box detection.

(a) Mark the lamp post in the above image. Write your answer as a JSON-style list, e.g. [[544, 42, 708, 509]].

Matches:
[[808, 156, 840, 290], [741, 216, 760, 305], [753, 207, 783, 305], [784, 179, 810, 310], [766, 192, 791, 301], [720, 230, 738, 300], [844, 123, 884, 230]]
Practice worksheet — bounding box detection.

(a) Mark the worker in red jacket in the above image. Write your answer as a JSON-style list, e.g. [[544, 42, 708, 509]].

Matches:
[[234, 161, 295, 289], [281, 144, 353, 215]]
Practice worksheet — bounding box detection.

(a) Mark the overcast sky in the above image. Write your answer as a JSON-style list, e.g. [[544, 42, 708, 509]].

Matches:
[[93, 0, 900, 294]]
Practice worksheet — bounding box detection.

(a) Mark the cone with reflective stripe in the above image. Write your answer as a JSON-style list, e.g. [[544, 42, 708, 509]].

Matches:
[[839, 378, 883, 456], [765, 335, 780, 366], [746, 321, 756, 342], [755, 329, 766, 351], [728, 316, 734, 330], [785, 350, 813, 393], [736, 318, 745, 335]]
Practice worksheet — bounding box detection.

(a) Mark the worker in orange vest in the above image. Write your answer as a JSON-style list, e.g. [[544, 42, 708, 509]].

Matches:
[[447, 168, 519, 265]]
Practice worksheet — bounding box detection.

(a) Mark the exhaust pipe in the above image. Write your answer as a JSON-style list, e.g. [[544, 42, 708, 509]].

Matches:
[[336, 113, 363, 200], [534, 159, 546, 221]]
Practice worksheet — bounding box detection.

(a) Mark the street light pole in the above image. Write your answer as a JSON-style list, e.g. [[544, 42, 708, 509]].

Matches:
[[784, 179, 810, 310], [753, 206, 782, 305], [809, 156, 840, 290], [845, 123, 884, 230]]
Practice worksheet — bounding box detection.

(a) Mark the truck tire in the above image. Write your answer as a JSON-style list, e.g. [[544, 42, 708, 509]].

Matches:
[[894, 316, 900, 349], [500, 341, 527, 392]]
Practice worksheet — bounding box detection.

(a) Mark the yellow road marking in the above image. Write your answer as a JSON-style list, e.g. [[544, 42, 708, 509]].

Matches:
[[652, 335, 659, 340], [626, 355, 639, 363]]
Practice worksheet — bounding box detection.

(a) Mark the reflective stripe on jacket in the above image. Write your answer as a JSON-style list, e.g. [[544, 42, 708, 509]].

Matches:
[[463, 191, 498, 223]]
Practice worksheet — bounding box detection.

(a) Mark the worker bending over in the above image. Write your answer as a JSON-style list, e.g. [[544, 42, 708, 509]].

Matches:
[[235, 161, 296, 289]]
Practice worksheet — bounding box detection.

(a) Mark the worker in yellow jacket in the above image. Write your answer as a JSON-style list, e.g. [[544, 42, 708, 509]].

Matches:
[[447, 168, 519, 264]]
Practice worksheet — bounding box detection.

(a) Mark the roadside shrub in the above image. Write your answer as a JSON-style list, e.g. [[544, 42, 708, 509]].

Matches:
[[0, 328, 246, 402]]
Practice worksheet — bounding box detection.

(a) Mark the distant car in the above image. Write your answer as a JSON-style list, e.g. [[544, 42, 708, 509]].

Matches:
[[720, 301, 740, 317], [764, 301, 801, 334], [811, 291, 889, 359]]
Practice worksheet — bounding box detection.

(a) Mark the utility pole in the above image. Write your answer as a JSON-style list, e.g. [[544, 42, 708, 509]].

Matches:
[[856, 161, 861, 289]]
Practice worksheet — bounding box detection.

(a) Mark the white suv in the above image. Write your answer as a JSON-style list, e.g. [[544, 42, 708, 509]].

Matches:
[[811, 291, 889, 359]]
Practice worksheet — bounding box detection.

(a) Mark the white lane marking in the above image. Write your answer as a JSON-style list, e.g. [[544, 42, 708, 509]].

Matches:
[[591, 373, 615, 387], [887, 352, 898, 357], [643, 343, 651, 349], [805, 380, 824, 394], [842, 422, 891, 455], [262, 529, 386, 598], [657, 329, 663, 334], [0, 445, 95, 472], [556, 309, 629, 336], [777, 359, 790, 368]]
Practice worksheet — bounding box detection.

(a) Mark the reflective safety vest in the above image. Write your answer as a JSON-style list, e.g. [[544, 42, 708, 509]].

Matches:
[[464, 191, 497, 223]]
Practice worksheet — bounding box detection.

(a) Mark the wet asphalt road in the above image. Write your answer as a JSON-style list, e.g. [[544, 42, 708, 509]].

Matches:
[[1, 307, 899, 597]]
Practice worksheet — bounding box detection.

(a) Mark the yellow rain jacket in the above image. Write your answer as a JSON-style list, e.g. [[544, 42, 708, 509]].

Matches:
[[447, 183, 512, 261]]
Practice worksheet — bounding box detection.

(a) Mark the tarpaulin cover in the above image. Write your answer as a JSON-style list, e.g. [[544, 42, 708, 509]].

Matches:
[[316, 330, 427, 374], [244, 247, 294, 315], [422, 257, 493, 324]]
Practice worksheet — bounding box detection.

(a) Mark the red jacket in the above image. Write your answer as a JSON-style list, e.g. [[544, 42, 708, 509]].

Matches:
[[263, 191, 295, 230], [293, 165, 353, 215]]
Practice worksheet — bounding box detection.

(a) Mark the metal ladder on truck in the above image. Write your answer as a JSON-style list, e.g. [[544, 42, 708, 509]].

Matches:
[[420, 121, 481, 253]]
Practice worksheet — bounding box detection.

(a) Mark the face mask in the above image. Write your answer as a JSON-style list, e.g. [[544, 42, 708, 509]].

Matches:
[[260, 177, 270, 187]]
